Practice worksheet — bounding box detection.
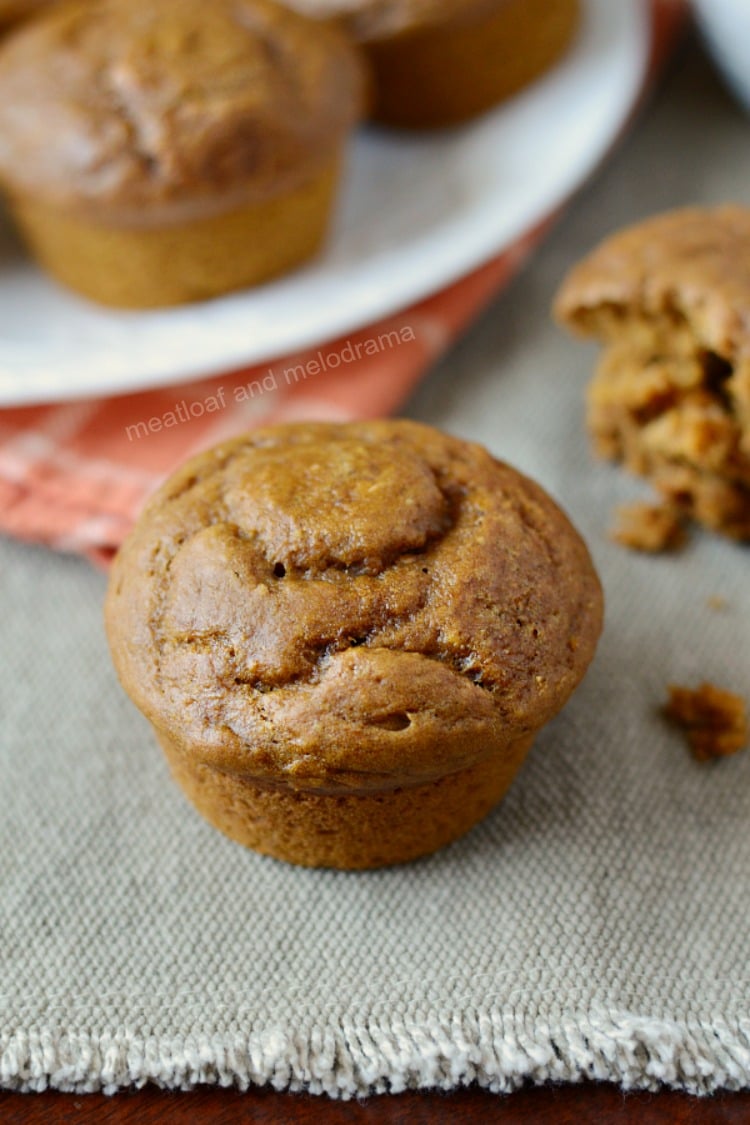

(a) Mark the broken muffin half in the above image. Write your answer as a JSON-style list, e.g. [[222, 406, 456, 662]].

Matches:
[[555, 205, 750, 539]]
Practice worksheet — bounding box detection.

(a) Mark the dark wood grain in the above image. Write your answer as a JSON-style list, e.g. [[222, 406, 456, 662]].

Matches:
[[2, 1084, 750, 1124]]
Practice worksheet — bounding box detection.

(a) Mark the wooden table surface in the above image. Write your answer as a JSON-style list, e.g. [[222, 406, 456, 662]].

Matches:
[[3, 1083, 750, 1123]]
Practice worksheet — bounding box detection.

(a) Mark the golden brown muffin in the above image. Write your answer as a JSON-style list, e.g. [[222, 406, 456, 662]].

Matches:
[[0, 0, 365, 307], [105, 420, 603, 869], [555, 206, 750, 539], [286, 0, 579, 128]]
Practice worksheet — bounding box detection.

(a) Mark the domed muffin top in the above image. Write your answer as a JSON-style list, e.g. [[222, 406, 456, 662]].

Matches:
[[554, 205, 750, 359], [0, 0, 365, 220], [105, 420, 602, 792]]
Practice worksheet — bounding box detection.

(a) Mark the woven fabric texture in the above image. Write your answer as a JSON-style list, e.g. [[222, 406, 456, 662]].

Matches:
[[2, 35, 749, 1099]]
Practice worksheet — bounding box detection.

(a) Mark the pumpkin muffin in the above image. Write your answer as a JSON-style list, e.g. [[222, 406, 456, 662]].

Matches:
[[555, 206, 750, 539], [286, 0, 579, 128], [0, 0, 365, 307], [105, 420, 603, 869]]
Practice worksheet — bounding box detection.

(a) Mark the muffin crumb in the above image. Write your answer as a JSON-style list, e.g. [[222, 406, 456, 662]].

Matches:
[[610, 501, 686, 553], [664, 681, 748, 762], [706, 595, 728, 612]]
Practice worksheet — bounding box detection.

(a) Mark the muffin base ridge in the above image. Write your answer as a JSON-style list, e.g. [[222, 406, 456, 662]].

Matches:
[[8, 157, 341, 309], [367, 0, 579, 129], [159, 731, 536, 869]]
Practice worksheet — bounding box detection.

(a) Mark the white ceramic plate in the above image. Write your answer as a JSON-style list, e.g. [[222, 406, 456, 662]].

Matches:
[[693, 0, 750, 114], [0, 0, 647, 406]]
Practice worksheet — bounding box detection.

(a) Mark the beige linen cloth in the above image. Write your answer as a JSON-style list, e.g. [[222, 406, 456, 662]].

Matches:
[[1, 44, 749, 1096]]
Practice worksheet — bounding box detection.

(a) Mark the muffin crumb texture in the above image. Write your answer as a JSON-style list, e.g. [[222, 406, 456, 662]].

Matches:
[[610, 501, 686, 553], [105, 420, 603, 867], [555, 206, 750, 539], [664, 682, 748, 762]]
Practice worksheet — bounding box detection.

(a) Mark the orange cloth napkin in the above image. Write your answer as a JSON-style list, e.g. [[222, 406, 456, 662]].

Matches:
[[0, 0, 684, 567]]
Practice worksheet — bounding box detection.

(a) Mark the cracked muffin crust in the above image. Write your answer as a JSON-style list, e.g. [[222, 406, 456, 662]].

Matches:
[[0, 0, 365, 305], [555, 206, 750, 539], [105, 420, 603, 868]]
